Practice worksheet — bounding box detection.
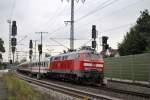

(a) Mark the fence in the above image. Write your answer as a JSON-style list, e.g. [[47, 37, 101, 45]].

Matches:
[[104, 53, 150, 85]]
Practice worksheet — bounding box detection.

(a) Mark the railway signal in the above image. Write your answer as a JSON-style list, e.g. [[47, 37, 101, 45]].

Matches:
[[102, 36, 109, 54], [92, 40, 96, 48], [29, 50, 33, 56], [12, 46, 16, 53], [91, 25, 97, 50], [38, 44, 42, 54], [11, 37, 17, 46], [92, 25, 97, 39], [29, 40, 33, 59], [29, 40, 33, 74], [11, 20, 17, 63], [9, 60, 12, 64], [102, 36, 108, 45], [29, 40, 33, 49], [105, 44, 109, 50], [12, 21, 17, 36]]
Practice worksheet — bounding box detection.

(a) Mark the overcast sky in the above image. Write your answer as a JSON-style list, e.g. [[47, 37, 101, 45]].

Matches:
[[0, 0, 150, 61]]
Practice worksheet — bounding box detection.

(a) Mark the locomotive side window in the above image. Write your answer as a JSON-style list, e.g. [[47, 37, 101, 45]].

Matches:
[[43, 62, 44, 66], [45, 62, 48, 67], [62, 55, 68, 60], [41, 62, 42, 66], [54, 56, 62, 61], [45, 62, 47, 67], [67, 53, 79, 60]]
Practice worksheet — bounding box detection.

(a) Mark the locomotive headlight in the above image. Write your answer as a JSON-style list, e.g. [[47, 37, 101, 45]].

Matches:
[[96, 64, 103, 68], [84, 63, 92, 67]]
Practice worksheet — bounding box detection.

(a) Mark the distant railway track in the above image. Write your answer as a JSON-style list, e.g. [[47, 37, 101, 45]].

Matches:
[[15, 72, 121, 100], [15, 72, 150, 100], [98, 85, 150, 99]]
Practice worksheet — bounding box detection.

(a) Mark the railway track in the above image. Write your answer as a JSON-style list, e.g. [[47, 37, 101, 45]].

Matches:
[[15, 72, 121, 100], [98, 85, 150, 99], [15, 72, 150, 100]]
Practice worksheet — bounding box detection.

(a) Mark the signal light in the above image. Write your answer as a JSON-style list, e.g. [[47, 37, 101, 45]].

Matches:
[[102, 36, 108, 45], [92, 25, 96, 39], [105, 44, 109, 50], [38, 44, 42, 54], [29, 40, 33, 49], [12, 46, 16, 53], [10, 59, 12, 64], [11, 38, 17, 46], [12, 21, 17, 36], [92, 40, 96, 48], [29, 55, 32, 59], [29, 50, 33, 55]]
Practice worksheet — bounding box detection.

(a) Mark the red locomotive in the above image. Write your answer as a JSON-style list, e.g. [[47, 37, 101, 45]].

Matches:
[[18, 50, 104, 84]]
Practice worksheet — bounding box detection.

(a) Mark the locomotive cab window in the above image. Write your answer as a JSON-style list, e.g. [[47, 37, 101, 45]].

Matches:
[[84, 53, 102, 60]]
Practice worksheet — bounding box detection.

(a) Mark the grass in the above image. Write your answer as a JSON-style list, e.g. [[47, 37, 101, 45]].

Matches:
[[0, 64, 2, 70], [2, 73, 48, 100]]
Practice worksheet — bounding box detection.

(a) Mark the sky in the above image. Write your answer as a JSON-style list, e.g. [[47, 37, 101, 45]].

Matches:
[[0, 0, 150, 62]]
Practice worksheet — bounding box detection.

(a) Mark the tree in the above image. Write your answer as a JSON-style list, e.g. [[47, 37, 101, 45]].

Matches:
[[0, 38, 5, 60], [118, 10, 150, 56], [0, 38, 5, 53]]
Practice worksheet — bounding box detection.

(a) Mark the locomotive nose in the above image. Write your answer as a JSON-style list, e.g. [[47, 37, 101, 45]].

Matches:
[[82, 61, 104, 72]]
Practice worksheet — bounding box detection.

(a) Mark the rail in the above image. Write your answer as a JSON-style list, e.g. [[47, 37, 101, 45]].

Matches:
[[15, 72, 121, 100]]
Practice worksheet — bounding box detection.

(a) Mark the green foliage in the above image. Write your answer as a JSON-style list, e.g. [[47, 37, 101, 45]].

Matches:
[[2, 74, 45, 100], [0, 64, 2, 69], [0, 38, 5, 53], [118, 10, 150, 56]]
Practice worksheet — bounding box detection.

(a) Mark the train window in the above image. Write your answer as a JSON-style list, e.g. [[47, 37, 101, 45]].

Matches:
[[62, 55, 68, 60], [38, 62, 40, 66], [75, 53, 79, 59], [67, 54, 79, 60], [84, 53, 102, 60], [46, 62, 48, 67], [54, 56, 61, 61], [42, 62, 44, 67], [44, 62, 45, 67]]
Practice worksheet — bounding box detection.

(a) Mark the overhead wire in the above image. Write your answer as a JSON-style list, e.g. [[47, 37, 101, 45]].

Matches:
[[47, 0, 119, 49], [76, 39, 92, 49], [47, 0, 116, 38], [93, 0, 142, 25], [75, 0, 142, 35], [9, 0, 16, 19], [101, 22, 135, 33], [42, 4, 68, 31], [75, 0, 119, 22]]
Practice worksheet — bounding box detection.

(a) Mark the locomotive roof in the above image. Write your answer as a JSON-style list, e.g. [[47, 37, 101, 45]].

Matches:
[[52, 50, 97, 57], [18, 50, 100, 65]]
